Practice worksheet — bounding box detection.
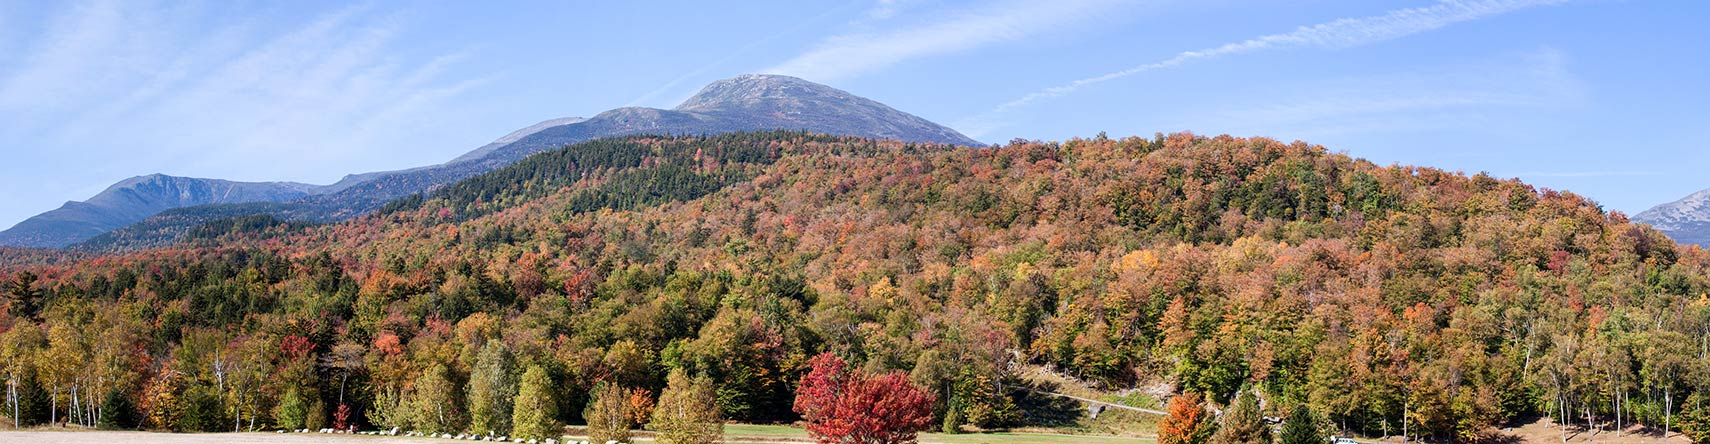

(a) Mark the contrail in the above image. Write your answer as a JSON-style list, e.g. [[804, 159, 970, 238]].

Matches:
[[965, 0, 1573, 134]]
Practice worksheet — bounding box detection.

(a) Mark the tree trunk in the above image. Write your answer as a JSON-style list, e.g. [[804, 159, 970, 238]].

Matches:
[[234, 390, 243, 432], [9, 379, 18, 429], [1665, 390, 1673, 437]]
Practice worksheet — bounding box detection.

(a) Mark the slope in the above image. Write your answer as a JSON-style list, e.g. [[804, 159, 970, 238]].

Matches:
[[7, 132, 1706, 439]]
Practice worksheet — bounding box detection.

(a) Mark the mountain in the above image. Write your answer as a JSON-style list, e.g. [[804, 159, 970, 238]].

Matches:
[[0, 174, 335, 248], [676, 73, 980, 145], [450, 74, 983, 170], [1633, 188, 1710, 246], [5, 131, 1706, 438], [447, 116, 588, 164], [64, 74, 983, 252]]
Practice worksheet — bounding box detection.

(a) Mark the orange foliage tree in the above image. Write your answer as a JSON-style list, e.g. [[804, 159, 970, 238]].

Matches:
[[1160, 392, 1212, 444]]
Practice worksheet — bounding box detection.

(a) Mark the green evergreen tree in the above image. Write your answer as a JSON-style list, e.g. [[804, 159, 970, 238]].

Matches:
[[1279, 406, 1321, 444], [177, 383, 227, 432], [468, 342, 518, 436], [649, 369, 722, 444], [941, 402, 964, 434], [97, 388, 138, 429], [511, 365, 561, 440], [1211, 390, 1270, 444]]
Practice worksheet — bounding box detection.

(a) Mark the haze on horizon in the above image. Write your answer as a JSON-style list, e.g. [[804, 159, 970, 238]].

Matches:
[[1, 0, 1706, 230]]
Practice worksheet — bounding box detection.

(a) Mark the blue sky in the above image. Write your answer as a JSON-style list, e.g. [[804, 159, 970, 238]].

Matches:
[[1, 0, 1705, 231]]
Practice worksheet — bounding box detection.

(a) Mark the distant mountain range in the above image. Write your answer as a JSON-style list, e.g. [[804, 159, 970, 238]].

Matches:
[[0, 74, 982, 250], [1633, 188, 1710, 247], [0, 175, 335, 248]]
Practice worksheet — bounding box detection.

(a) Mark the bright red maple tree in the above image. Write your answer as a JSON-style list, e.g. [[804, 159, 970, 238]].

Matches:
[[794, 353, 936, 444]]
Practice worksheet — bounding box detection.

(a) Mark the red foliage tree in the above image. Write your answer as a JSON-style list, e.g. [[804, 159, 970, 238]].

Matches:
[[794, 353, 936, 444], [281, 334, 316, 359], [333, 403, 353, 431]]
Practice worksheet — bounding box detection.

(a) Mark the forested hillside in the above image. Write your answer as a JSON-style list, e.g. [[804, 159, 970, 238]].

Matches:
[[3, 131, 1708, 442]]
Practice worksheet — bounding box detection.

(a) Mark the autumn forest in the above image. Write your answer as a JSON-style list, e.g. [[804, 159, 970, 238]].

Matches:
[[3, 131, 1709, 442]]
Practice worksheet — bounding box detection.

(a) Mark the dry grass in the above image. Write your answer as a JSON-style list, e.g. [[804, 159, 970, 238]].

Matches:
[[1495, 416, 1690, 444]]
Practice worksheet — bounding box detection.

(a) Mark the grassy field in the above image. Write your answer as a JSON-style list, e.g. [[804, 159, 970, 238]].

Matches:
[[720, 424, 1155, 444]]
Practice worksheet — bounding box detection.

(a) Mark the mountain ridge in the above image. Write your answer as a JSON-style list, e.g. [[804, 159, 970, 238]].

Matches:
[[15, 74, 982, 252], [0, 174, 335, 248], [1633, 187, 1710, 246]]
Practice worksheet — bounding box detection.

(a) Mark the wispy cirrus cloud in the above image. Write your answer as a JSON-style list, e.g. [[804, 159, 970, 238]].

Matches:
[[763, 0, 1128, 82], [1506, 171, 1660, 178], [0, 0, 488, 228], [0, 1, 486, 175], [960, 0, 1575, 136], [1181, 48, 1584, 138]]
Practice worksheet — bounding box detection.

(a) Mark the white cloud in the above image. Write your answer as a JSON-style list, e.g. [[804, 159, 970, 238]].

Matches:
[[764, 0, 1127, 82], [960, 0, 1575, 136]]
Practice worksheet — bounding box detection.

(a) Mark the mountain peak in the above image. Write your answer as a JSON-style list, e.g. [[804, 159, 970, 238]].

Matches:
[[674, 74, 853, 112], [667, 74, 984, 147], [1634, 187, 1710, 246], [1635, 188, 1710, 230]]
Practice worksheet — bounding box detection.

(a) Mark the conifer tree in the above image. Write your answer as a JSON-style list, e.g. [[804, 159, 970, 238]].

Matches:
[[1279, 406, 1321, 444], [97, 388, 137, 429], [1211, 391, 1270, 444]]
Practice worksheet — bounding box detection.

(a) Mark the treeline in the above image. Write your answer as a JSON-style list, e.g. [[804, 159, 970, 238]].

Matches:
[[2, 131, 1709, 442]]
